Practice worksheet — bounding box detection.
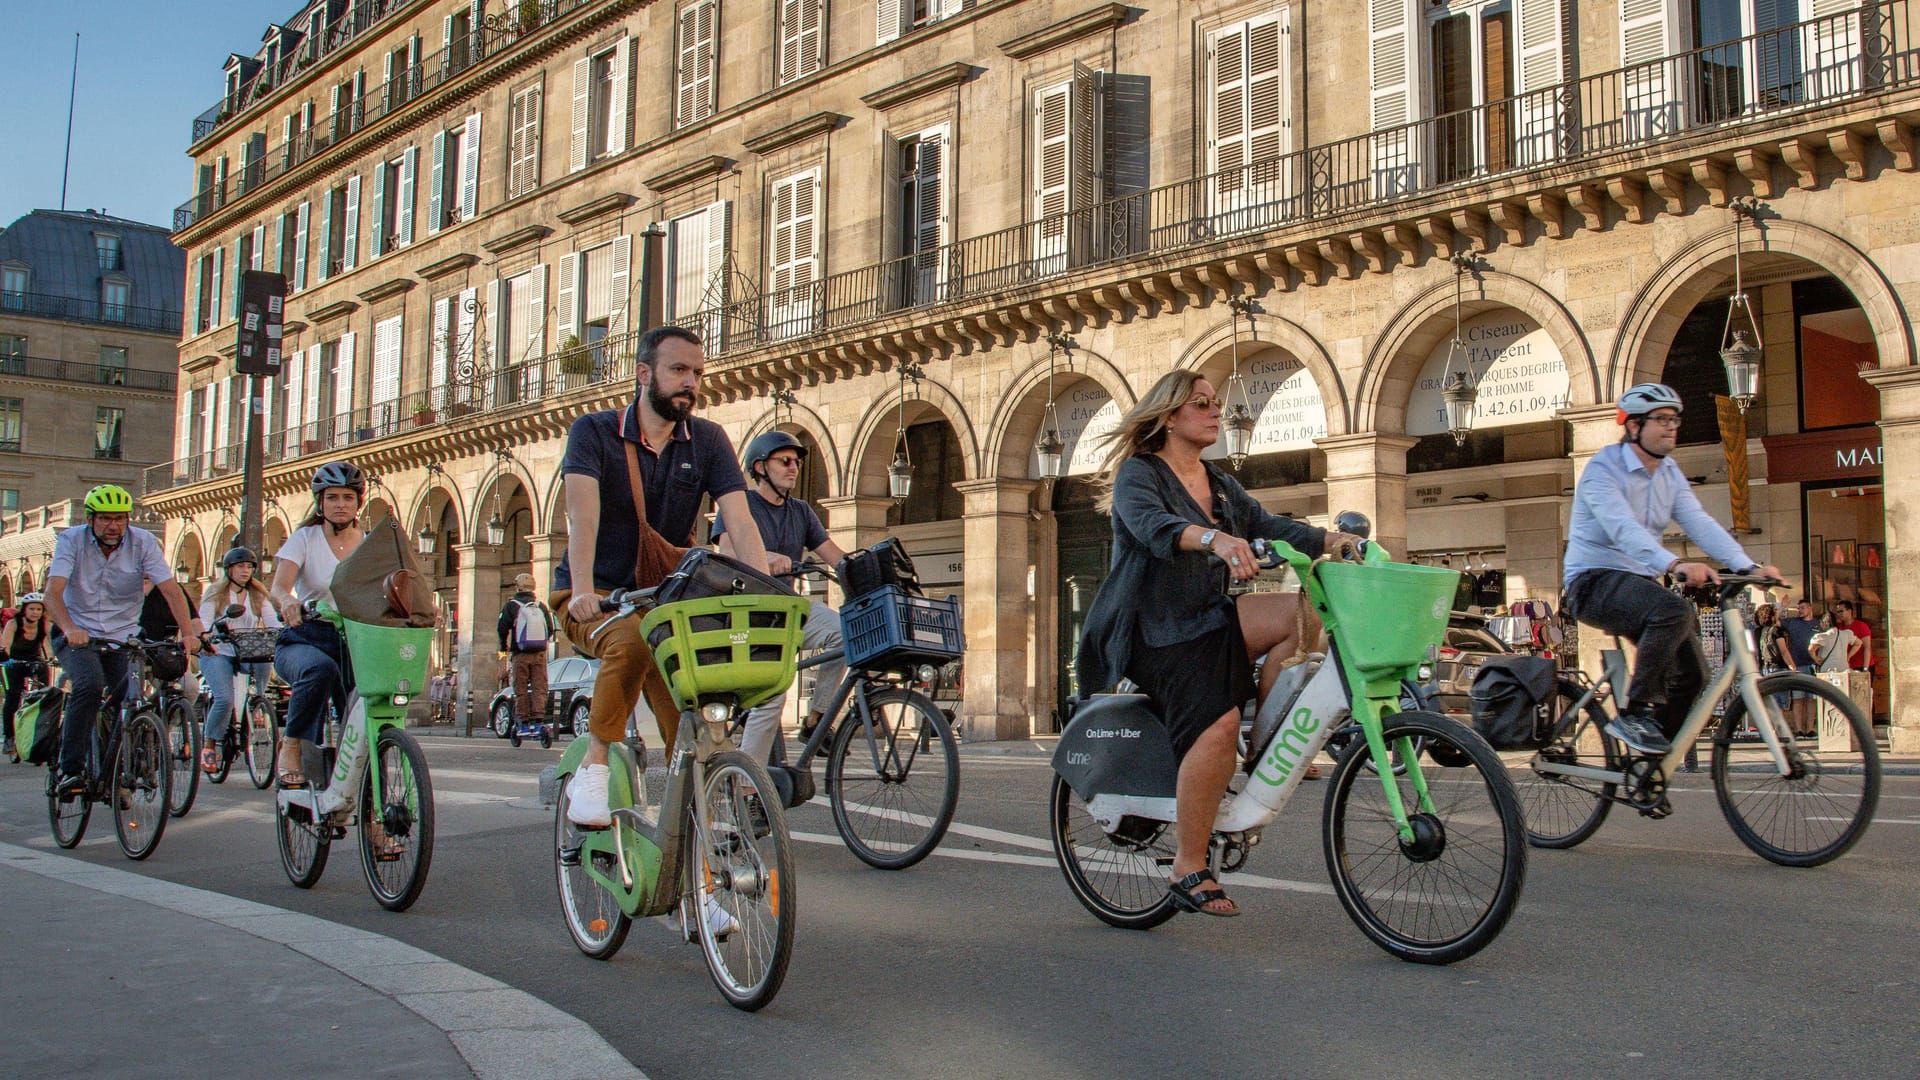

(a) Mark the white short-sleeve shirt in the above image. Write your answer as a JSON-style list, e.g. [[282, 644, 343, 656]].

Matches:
[[275, 524, 352, 610]]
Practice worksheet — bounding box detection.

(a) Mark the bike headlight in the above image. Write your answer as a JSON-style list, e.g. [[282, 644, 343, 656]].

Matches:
[[701, 701, 732, 727], [392, 693, 410, 706], [1416, 663, 1434, 683], [917, 665, 938, 684]]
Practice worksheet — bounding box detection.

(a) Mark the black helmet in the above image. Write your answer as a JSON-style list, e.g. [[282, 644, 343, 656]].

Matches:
[[222, 546, 258, 570], [1332, 511, 1372, 539], [145, 642, 189, 683], [310, 460, 367, 499], [743, 431, 807, 481]]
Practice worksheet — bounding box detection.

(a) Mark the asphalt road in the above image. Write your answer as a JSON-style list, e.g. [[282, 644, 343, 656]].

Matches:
[[3, 735, 1916, 1080]]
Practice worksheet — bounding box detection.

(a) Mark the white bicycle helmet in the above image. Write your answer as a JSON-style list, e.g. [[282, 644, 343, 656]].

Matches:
[[19, 592, 43, 605], [1616, 383, 1684, 425]]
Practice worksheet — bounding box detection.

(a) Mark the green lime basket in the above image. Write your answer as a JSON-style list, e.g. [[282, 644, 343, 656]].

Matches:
[[1311, 560, 1457, 677], [340, 618, 436, 700], [639, 593, 813, 712]]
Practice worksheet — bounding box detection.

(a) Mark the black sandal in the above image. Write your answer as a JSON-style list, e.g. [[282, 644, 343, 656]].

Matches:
[[1168, 870, 1241, 918]]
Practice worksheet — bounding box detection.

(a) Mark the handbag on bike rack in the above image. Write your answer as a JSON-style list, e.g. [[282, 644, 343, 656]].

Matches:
[[1468, 655, 1558, 750], [651, 547, 796, 607]]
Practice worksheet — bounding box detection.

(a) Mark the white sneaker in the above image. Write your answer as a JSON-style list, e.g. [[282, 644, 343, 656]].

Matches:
[[565, 764, 612, 828], [700, 891, 739, 940]]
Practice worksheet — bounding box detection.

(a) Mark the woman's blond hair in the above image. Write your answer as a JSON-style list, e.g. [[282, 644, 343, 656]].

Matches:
[[1091, 369, 1207, 512]]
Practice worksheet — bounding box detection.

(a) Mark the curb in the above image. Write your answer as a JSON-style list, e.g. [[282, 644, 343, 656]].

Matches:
[[0, 841, 644, 1080]]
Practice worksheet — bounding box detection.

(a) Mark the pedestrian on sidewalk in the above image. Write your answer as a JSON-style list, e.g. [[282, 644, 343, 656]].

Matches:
[[1779, 597, 1821, 737], [498, 573, 555, 731]]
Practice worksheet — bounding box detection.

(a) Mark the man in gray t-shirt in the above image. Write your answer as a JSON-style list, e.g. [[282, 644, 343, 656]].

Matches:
[[713, 432, 848, 764]]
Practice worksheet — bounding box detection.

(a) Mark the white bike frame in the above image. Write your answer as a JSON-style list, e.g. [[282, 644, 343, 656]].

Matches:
[[276, 696, 377, 820]]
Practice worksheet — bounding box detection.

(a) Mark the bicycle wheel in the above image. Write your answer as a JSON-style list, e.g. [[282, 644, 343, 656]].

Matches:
[[687, 750, 794, 1011], [277, 741, 331, 889], [825, 688, 959, 870], [1712, 673, 1880, 867], [360, 727, 436, 911], [244, 696, 277, 790], [115, 710, 170, 861], [1516, 681, 1621, 849], [48, 769, 91, 849], [1323, 711, 1526, 965], [1048, 773, 1179, 931], [164, 700, 199, 816], [553, 779, 632, 959]]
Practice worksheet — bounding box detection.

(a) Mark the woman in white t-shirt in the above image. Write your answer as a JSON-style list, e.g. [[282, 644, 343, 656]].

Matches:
[[267, 461, 367, 787], [197, 545, 282, 772]]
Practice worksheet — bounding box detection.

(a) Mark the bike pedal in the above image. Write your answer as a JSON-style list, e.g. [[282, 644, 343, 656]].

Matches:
[[1639, 800, 1674, 820], [558, 844, 583, 867]]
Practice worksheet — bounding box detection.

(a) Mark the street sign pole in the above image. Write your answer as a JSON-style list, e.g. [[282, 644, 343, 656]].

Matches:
[[240, 374, 264, 552], [235, 270, 288, 553]]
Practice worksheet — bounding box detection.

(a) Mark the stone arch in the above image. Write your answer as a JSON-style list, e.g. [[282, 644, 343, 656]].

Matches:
[[1176, 313, 1353, 436], [844, 374, 979, 497], [363, 495, 397, 530], [738, 402, 844, 497], [542, 472, 569, 540], [406, 480, 467, 542], [172, 528, 208, 584], [1357, 268, 1597, 434], [1612, 217, 1914, 393], [982, 346, 1138, 480], [471, 460, 543, 538]]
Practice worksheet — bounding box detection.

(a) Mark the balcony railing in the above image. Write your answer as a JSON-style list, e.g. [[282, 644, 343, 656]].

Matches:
[[0, 291, 183, 335], [670, 0, 1918, 355], [178, 0, 606, 232], [0, 354, 176, 392]]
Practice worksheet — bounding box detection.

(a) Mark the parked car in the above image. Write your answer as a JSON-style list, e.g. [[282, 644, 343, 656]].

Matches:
[[489, 655, 600, 738]]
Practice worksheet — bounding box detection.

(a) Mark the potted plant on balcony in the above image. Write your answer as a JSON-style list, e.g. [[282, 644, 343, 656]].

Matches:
[[412, 397, 436, 426], [517, 0, 542, 35], [557, 333, 592, 387]]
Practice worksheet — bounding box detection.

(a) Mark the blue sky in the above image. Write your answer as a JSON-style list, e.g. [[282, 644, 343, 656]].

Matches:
[[1, 1, 292, 230]]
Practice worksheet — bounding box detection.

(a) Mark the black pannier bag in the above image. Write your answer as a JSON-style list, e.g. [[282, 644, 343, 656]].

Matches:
[[1469, 656, 1559, 750], [837, 538, 921, 603], [651, 547, 795, 607]]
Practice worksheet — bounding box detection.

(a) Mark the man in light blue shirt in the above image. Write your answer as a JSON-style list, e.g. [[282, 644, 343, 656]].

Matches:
[[1562, 384, 1779, 753], [43, 485, 198, 788]]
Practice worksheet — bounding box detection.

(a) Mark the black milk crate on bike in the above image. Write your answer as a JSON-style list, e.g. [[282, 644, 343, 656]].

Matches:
[[225, 628, 279, 664], [840, 585, 964, 671]]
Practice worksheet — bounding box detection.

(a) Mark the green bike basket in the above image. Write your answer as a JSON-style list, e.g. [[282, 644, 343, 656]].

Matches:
[[639, 593, 813, 712], [340, 619, 436, 699], [1312, 560, 1457, 674]]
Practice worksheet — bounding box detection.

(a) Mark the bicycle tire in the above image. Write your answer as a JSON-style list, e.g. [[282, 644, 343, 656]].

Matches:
[[553, 779, 632, 959], [1517, 680, 1620, 849], [1048, 772, 1179, 931], [244, 696, 277, 790], [1712, 673, 1880, 867], [688, 750, 795, 1011], [164, 699, 199, 816], [1323, 711, 1526, 965], [48, 770, 91, 849], [115, 710, 170, 861], [825, 687, 958, 870], [360, 727, 435, 911], [277, 740, 331, 889]]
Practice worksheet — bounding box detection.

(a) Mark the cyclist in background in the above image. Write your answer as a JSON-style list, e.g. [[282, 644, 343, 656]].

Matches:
[[713, 431, 847, 764], [269, 461, 367, 788], [1562, 384, 1780, 754], [42, 485, 199, 793], [198, 547, 281, 773], [1, 592, 50, 759]]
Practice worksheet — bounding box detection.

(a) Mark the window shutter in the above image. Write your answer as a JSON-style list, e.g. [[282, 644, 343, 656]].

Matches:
[[297, 344, 320, 441], [397, 145, 418, 247], [608, 36, 633, 155], [282, 348, 305, 442], [780, 0, 823, 83], [372, 315, 402, 415], [455, 287, 477, 403], [485, 278, 502, 372], [939, 0, 971, 20], [342, 173, 361, 270], [512, 84, 543, 196], [188, 258, 202, 334], [877, 0, 904, 45], [202, 384, 219, 462], [273, 215, 287, 275], [430, 296, 449, 398], [460, 112, 481, 220], [211, 248, 225, 325], [1368, 0, 1420, 194], [335, 331, 356, 427], [556, 252, 581, 346], [1514, 0, 1567, 164], [443, 12, 455, 53], [317, 188, 333, 279], [369, 165, 387, 256], [1807, 0, 1864, 100], [569, 57, 591, 172], [261, 368, 275, 439], [607, 235, 632, 339], [428, 129, 447, 234], [1620, 0, 1680, 139], [1032, 82, 1072, 270], [213, 378, 230, 452], [383, 49, 395, 106], [294, 200, 310, 291], [525, 263, 548, 365], [232, 238, 246, 312], [916, 128, 949, 255], [251, 225, 266, 269], [677, 2, 717, 127], [769, 170, 820, 336]]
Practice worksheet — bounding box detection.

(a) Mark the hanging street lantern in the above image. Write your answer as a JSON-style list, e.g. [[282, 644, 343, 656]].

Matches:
[[1720, 197, 1768, 412], [1441, 370, 1479, 444], [1223, 293, 1257, 469], [416, 523, 437, 556], [1440, 251, 1482, 446], [1038, 331, 1074, 479], [888, 448, 913, 500], [485, 512, 507, 549]]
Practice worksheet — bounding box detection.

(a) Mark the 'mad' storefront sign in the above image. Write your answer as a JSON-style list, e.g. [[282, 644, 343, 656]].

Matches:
[[1760, 426, 1884, 484]]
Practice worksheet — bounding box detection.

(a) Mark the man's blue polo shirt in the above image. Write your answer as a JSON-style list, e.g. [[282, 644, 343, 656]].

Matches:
[[553, 401, 746, 594]]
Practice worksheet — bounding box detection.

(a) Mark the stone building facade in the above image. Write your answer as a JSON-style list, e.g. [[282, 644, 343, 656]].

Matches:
[[0, 209, 182, 596], [152, 0, 1920, 747]]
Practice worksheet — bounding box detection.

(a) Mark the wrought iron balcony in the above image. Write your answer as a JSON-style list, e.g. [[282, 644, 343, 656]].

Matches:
[[0, 290, 183, 336], [0, 354, 176, 393]]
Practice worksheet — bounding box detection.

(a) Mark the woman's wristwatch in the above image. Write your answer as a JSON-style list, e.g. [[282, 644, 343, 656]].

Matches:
[[1199, 529, 1218, 552]]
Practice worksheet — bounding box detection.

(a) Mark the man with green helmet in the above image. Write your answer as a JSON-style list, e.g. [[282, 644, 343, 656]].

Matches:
[[43, 485, 199, 792]]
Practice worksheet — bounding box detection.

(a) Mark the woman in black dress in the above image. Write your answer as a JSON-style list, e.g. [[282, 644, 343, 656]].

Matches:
[[2, 592, 51, 759], [1076, 369, 1360, 917]]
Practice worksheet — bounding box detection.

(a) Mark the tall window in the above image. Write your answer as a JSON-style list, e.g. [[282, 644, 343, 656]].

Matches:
[[570, 40, 630, 171], [508, 82, 543, 197], [777, 0, 825, 85], [279, 207, 301, 279], [325, 180, 349, 276], [0, 398, 22, 451], [0, 335, 25, 360], [0, 489, 17, 513], [674, 2, 717, 129], [893, 130, 948, 307], [592, 51, 618, 154], [196, 253, 216, 331], [94, 407, 125, 460], [98, 346, 128, 385], [372, 150, 415, 256], [431, 119, 477, 230], [1429, 1, 1515, 183], [101, 279, 130, 323], [1693, 0, 1805, 121], [0, 267, 26, 310], [878, 0, 972, 44], [95, 234, 122, 270]]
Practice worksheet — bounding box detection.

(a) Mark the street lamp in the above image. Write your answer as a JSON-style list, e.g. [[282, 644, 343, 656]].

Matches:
[[1037, 331, 1074, 479], [1441, 251, 1480, 446], [174, 563, 191, 586], [416, 524, 437, 556], [484, 448, 513, 549], [1720, 197, 1767, 412], [887, 362, 923, 502], [1222, 293, 1257, 469]]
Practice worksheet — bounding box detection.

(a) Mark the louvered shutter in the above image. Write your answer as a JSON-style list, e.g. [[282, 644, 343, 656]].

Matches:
[[780, 0, 823, 83], [702, 201, 730, 348], [211, 248, 225, 325], [428, 129, 447, 234], [232, 237, 246, 312], [334, 331, 356, 433], [485, 278, 502, 380], [272, 215, 287, 276], [1807, 0, 1864, 100], [397, 146, 418, 247], [317, 188, 333, 280], [251, 225, 266, 269], [677, 2, 716, 127], [877, 0, 905, 45], [1369, 0, 1420, 195], [383, 47, 395, 107], [201, 385, 218, 468], [460, 113, 481, 220], [372, 315, 402, 426], [569, 57, 591, 172], [1621, 0, 1681, 139], [212, 379, 230, 454], [342, 173, 361, 270], [555, 252, 581, 348], [431, 296, 450, 401], [608, 37, 632, 155], [295, 344, 318, 444], [769, 171, 820, 336], [525, 264, 548, 365], [455, 287, 477, 404], [607, 235, 632, 341], [294, 201, 310, 291], [912, 129, 948, 301], [513, 83, 543, 195], [1515, 0, 1567, 164], [1032, 82, 1072, 272], [369, 164, 387, 256], [282, 348, 304, 445], [939, 0, 970, 19]]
